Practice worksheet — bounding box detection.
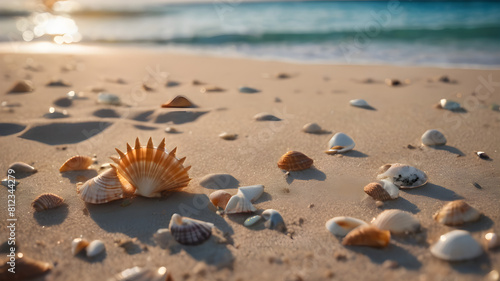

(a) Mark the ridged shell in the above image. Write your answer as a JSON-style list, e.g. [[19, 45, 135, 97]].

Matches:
[[71, 238, 89, 255], [430, 230, 483, 261], [8, 162, 37, 174], [77, 167, 125, 204], [8, 80, 34, 93], [421, 129, 447, 146], [161, 95, 193, 108], [86, 240, 105, 257], [440, 99, 461, 110], [262, 209, 286, 232], [110, 266, 173, 281], [302, 123, 324, 134], [112, 138, 191, 198], [484, 233, 500, 250], [225, 193, 256, 214], [238, 185, 264, 202], [364, 180, 399, 201], [326, 132, 355, 154], [59, 155, 93, 172], [169, 213, 213, 245], [253, 112, 281, 121], [0, 254, 52, 280], [325, 217, 368, 237], [342, 225, 391, 248], [277, 151, 313, 171], [376, 163, 428, 188], [433, 200, 481, 226], [32, 193, 64, 211], [209, 190, 232, 209], [371, 210, 420, 234]]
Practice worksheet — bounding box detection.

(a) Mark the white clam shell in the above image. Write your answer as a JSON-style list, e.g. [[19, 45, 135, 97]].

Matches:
[[371, 210, 420, 234], [440, 99, 461, 110], [98, 92, 121, 105], [349, 99, 370, 108], [302, 123, 323, 134], [430, 230, 483, 261], [262, 209, 286, 231], [225, 193, 256, 214], [86, 240, 105, 258], [238, 185, 264, 203], [421, 129, 446, 146], [376, 163, 428, 188], [244, 215, 262, 227], [109, 266, 171, 281], [325, 216, 368, 237], [327, 132, 355, 153]]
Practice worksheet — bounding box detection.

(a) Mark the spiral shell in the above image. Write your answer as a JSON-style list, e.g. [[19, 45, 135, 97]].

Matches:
[[430, 230, 482, 261], [371, 210, 420, 234], [376, 163, 428, 188], [325, 132, 355, 154], [77, 167, 126, 204], [32, 193, 64, 211], [342, 225, 391, 248], [325, 216, 368, 237], [169, 213, 213, 245], [421, 129, 447, 146], [59, 155, 93, 172], [277, 151, 313, 171], [161, 95, 193, 108], [209, 190, 232, 209], [364, 180, 399, 201], [433, 200, 481, 226]]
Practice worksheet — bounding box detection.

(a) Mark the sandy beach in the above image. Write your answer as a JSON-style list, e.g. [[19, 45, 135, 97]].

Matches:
[[1, 47, 500, 281]]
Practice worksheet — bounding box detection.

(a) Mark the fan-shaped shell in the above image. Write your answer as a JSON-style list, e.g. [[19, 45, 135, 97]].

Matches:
[[326, 132, 355, 154], [32, 193, 64, 211], [112, 138, 191, 198], [376, 163, 428, 188], [325, 217, 368, 237], [430, 230, 483, 261], [71, 238, 89, 255], [8, 80, 34, 93], [433, 200, 481, 226], [225, 193, 256, 214], [262, 209, 286, 232], [77, 167, 125, 204], [364, 180, 399, 201], [161, 95, 193, 108], [421, 129, 447, 146], [110, 266, 173, 281], [169, 213, 213, 245], [342, 225, 390, 248], [209, 190, 232, 209], [238, 185, 264, 202], [277, 151, 313, 171], [59, 155, 93, 172], [371, 210, 420, 234]]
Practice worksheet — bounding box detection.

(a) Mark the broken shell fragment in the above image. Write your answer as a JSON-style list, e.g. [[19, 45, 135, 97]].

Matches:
[[71, 238, 90, 255], [433, 200, 481, 226], [430, 230, 482, 261], [161, 95, 194, 108], [277, 151, 313, 171], [169, 213, 213, 245], [342, 225, 390, 248], [364, 180, 399, 201], [244, 215, 262, 227], [97, 92, 121, 105], [326, 132, 355, 154], [371, 210, 420, 234], [209, 190, 232, 209], [484, 233, 499, 250], [239, 86, 260, 93], [376, 163, 428, 188], [8, 162, 37, 174], [110, 266, 173, 281], [225, 193, 256, 214], [238, 184, 264, 202], [253, 112, 281, 121], [349, 99, 370, 108], [262, 209, 286, 232], [59, 155, 93, 172], [302, 123, 324, 134], [325, 217, 368, 237], [219, 132, 237, 140], [439, 99, 461, 110], [421, 129, 446, 146], [77, 167, 125, 204], [8, 80, 34, 93], [86, 240, 105, 258], [32, 193, 64, 211], [0, 254, 52, 280]]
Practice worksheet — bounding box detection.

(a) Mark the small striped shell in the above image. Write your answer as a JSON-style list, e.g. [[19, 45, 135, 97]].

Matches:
[[376, 163, 428, 188], [364, 181, 399, 201], [325, 217, 368, 237], [32, 193, 64, 211], [342, 225, 391, 248], [371, 210, 420, 234], [169, 213, 213, 245], [225, 192, 256, 214], [77, 167, 125, 204], [277, 151, 313, 171], [110, 266, 173, 281], [112, 138, 191, 198], [433, 200, 481, 226], [430, 230, 483, 261], [161, 95, 193, 108], [209, 190, 232, 209], [59, 155, 93, 172]]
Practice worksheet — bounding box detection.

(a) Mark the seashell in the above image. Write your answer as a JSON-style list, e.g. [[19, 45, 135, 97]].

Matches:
[[385, 78, 401, 86], [192, 79, 205, 85], [225, 193, 256, 214], [302, 123, 324, 134], [364, 180, 399, 201], [169, 213, 213, 245], [1, 178, 19, 188], [166, 80, 180, 87], [484, 232, 500, 250], [244, 215, 262, 227], [253, 112, 281, 121], [112, 138, 191, 198], [433, 200, 481, 226], [476, 151, 490, 160], [325, 132, 355, 154], [97, 92, 121, 105], [277, 151, 313, 171], [8, 80, 34, 93], [239, 86, 260, 93], [86, 240, 105, 257], [77, 167, 125, 204], [209, 190, 232, 209], [0, 254, 52, 280], [161, 95, 194, 108], [219, 132, 237, 140], [376, 163, 428, 188], [46, 79, 71, 87], [8, 162, 37, 174], [342, 225, 390, 248], [59, 155, 93, 172], [238, 184, 264, 202], [325, 216, 368, 237], [439, 99, 461, 110], [110, 266, 173, 281], [421, 129, 446, 146], [430, 230, 482, 261], [200, 86, 225, 93], [371, 210, 420, 234], [165, 127, 178, 134], [32, 193, 64, 211], [71, 238, 89, 255], [262, 209, 286, 232], [43, 107, 69, 119], [349, 99, 370, 108]]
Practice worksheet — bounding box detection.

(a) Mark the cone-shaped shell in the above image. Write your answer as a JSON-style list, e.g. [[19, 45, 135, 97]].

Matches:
[[421, 129, 446, 146], [112, 138, 191, 198], [371, 210, 420, 234], [8, 80, 34, 93], [326, 132, 355, 154], [59, 155, 93, 172], [71, 238, 89, 255], [86, 240, 105, 257], [110, 266, 173, 281], [225, 193, 256, 214], [161, 95, 193, 108], [77, 167, 125, 204], [430, 230, 483, 261], [32, 193, 64, 211], [376, 163, 427, 188], [277, 151, 313, 171], [342, 225, 390, 248], [238, 185, 264, 202], [364, 181, 399, 201], [433, 200, 481, 226], [0, 254, 52, 280], [325, 217, 368, 237], [209, 190, 232, 209], [169, 213, 213, 245]]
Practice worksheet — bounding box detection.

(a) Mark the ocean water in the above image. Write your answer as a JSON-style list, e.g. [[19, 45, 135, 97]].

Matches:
[[1, 1, 500, 67]]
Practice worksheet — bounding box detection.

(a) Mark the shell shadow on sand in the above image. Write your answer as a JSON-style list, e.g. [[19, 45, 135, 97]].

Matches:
[[128, 110, 155, 122], [133, 124, 158, 131], [341, 150, 369, 158], [285, 167, 326, 184], [199, 174, 239, 189], [154, 111, 209, 124], [424, 145, 464, 156], [402, 183, 463, 201], [92, 108, 121, 118], [0, 123, 26, 136], [343, 243, 422, 270], [33, 204, 69, 226], [19, 122, 113, 145], [61, 170, 98, 184]]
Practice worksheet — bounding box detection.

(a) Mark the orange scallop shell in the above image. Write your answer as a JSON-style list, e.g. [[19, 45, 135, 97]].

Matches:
[[161, 95, 193, 108], [342, 225, 391, 248], [277, 151, 313, 171], [32, 193, 64, 211], [59, 155, 93, 172]]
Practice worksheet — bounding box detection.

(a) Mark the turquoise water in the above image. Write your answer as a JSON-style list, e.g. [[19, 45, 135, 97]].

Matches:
[[1, 1, 500, 67]]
